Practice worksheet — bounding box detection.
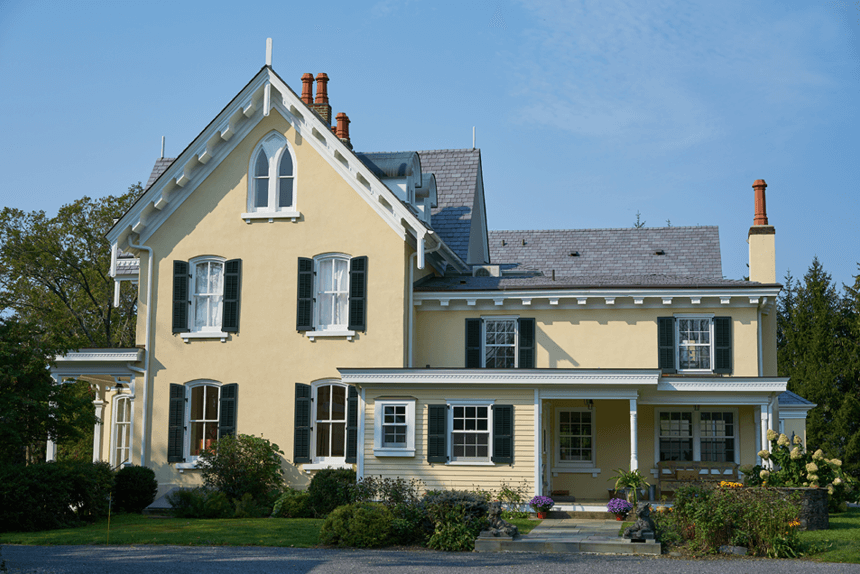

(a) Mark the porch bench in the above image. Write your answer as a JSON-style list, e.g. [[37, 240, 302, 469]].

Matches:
[[656, 461, 739, 498]]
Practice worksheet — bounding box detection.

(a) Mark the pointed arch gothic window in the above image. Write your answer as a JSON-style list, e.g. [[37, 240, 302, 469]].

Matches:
[[247, 132, 296, 216]]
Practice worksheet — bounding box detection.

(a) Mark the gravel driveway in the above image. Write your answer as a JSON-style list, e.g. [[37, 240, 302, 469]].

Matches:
[[3, 546, 860, 574]]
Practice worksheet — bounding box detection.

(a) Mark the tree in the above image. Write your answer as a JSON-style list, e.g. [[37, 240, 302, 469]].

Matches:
[[0, 184, 143, 350], [0, 318, 97, 465]]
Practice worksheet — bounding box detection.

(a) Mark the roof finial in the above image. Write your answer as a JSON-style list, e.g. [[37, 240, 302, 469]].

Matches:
[[265, 38, 272, 67]]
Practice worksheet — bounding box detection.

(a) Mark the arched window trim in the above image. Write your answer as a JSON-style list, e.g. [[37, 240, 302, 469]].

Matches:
[[310, 379, 349, 466], [314, 253, 351, 333], [242, 131, 301, 223], [184, 380, 222, 462], [110, 393, 134, 467]]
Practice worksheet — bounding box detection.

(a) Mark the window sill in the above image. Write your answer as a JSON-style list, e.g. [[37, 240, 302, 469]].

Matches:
[[446, 460, 496, 466], [551, 466, 601, 478], [300, 462, 353, 471], [304, 330, 356, 342], [180, 332, 229, 343], [373, 448, 415, 457], [175, 461, 200, 472], [241, 211, 301, 223]]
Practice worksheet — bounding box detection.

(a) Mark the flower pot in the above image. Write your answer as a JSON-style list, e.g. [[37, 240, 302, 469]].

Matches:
[[536, 511, 548, 519], [616, 515, 623, 521]]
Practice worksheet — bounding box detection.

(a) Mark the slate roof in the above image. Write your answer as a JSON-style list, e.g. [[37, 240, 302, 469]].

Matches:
[[414, 273, 753, 291], [419, 149, 481, 263], [488, 227, 723, 278], [778, 390, 815, 407], [145, 158, 175, 190]]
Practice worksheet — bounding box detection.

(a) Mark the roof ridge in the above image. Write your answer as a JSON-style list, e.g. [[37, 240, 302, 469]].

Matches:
[[489, 226, 718, 233]]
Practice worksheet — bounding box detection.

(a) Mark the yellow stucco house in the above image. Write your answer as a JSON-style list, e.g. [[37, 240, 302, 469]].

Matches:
[[52, 63, 813, 506]]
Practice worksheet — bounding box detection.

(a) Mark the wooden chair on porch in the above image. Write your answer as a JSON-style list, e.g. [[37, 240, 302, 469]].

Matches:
[[655, 461, 739, 498]]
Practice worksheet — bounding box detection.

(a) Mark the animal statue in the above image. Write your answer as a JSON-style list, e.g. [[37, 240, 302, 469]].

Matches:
[[623, 502, 656, 540], [483, 501, 520, 538]]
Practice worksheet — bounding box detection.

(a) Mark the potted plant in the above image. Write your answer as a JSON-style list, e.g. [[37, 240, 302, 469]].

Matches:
[[607, 497, 632, 521], [608, 468, 651, 504], [529, 495, 554, 519]]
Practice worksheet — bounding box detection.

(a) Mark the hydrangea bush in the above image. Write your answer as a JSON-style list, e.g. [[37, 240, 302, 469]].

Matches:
[[743, 429, 858, 512]]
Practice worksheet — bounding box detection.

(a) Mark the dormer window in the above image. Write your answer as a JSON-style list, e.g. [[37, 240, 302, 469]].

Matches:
[[243, 132, 300, 222]]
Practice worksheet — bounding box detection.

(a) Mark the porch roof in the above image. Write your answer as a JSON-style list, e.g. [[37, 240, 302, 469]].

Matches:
[[51, 348, 144, 381]]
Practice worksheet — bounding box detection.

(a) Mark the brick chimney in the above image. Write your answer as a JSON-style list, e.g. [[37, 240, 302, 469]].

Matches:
[[748, 179, 776, 284], [336, 112, 352, 149], [301, 73, 314, 105], [310, 73, 332, 125]]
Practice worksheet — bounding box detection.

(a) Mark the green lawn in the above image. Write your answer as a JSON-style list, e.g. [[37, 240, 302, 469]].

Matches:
[[0, 514, 323, 547], [799, 507, 860, 564], [0, 513, 537, 547]]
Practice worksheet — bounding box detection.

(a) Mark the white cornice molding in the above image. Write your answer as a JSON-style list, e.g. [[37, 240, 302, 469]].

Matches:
[[656, 377, 788, 393], [108, 68, 466, 272], [339, 368, 661, 386], [53, 349, 144, 363], [412, 286, 781, 309]]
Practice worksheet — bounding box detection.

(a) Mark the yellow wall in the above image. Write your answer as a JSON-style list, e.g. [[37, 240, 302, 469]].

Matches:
[[138, 112, 411, 490], [415, 307, 760, 375], [362, 386, 535, 494]]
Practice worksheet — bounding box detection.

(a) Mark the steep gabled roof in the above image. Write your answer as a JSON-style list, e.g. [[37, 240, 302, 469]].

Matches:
[[419, 149, 482, 263], [488, 227, 723, 278]]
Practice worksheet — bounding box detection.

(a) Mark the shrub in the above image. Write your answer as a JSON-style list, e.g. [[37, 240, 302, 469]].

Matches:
[[747, 430, 859, 512], [271, 488, 313, 518], [668, 483, 802, 557], [167, 487, 233, 519], [307, 468, 356, 517], [198, 434, 284, 509], [351, 475, 423, 506], [112, 465, 157, 513], [0, 460, 113, 532], [423, 490, 489, 551], [319, 502, 393, 547]]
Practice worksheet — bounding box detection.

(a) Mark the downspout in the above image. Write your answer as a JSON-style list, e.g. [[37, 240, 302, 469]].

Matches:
[[127, 235, 153, 468], [408, 231, 440, 368]]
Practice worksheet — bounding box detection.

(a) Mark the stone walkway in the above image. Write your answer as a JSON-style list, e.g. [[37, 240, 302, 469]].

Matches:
[[475, 518, 661, 555]]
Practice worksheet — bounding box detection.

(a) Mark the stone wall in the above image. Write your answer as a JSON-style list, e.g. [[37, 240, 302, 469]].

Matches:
[[778, 487, 829, 531]]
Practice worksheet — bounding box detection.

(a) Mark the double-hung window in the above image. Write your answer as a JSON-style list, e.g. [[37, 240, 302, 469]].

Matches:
[[451, 403, 491, 462], [167, 381, 238, 464], [243, 132, 299, 221], [172, 257, 242, 340], [293, 382, 359, 468], [658, 315, 732, 374], [373, 399, 416, 457], [296, 254, 368, 339], [426, 402, 514, 465], [315, 383, 347, 462], [465, 317, 536, 368], [111, 395, 132, 467], [656, 409, 737, 463]]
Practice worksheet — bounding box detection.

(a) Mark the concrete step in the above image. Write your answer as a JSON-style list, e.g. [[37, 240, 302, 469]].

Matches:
[[475, 536, 661, 555]]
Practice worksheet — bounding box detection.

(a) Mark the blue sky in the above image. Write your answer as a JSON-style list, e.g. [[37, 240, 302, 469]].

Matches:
[[1, 0, 858, 288]]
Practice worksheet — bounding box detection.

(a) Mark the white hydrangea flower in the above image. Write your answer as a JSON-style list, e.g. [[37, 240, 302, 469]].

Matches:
[[790, 447, 802, 460], [806, 462, 819, 474], [760, 470, 770, 480], [767, 429, 778, 442], [777, 434, 790, 447], [758, 450, 770, 460], [793, 435, 803, 446], [813, 449, 824, 460], [833, 478, 842, 486]]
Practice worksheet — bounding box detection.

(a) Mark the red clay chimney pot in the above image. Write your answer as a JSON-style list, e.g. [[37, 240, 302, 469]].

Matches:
[[752, 179, 768, 226], [335, 112, 350, 140], [301, 73, 314, 105], [315, 73, 329, 105]]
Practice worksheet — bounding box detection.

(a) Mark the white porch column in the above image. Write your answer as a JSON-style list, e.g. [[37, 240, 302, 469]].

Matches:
[[754, 406, 762, 465], [46, 438, 57, 462], [92, 397, 105, 463], [629, 398, 638, 471], [534, 389, 542, 497], [760, 407, 770, 468]]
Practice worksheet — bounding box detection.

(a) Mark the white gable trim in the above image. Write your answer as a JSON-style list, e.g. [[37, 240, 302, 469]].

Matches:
[[108, 68, 466, 272]]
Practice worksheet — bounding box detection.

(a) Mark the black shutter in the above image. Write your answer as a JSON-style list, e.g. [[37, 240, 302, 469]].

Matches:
[[465, 318, 483, 368], [218, 383, 238, 438], [658, 317, 676, 374], [492, 405, 514, 464], [294, 383, 312, 463], [172, 261, 189, 333], [348, 256, 368, 331], [518, 318, 536, 369], [296, 258, 314, 331], [222, 259, 241, 333], [168, 384, 186, 463], [714, 317, 732, 374], [345, 386, 358, 463], [427, 404, 448, 463]]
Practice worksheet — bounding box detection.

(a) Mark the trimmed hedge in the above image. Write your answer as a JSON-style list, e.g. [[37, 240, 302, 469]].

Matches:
[[307, 468, 356, 517], [0, 460, 114, 532], [112, 465, 157, 513]]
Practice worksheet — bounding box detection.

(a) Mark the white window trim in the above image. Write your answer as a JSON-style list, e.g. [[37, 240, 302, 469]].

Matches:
[[653, 407, 740, 468], [243, 131, 301, 223], [305, 330, 355, 342], [110, 394, 134, 468], [179, 256, 227, 341], [446, 399, 494, 465], [314, 253, 351, 333], [481, 315, 519, 368], [674, 314, 715, 374], [373, 399, 416, 457], [310, 380, 349, 466], [552, 406, 597, 474], [183, 381, 222, 465]]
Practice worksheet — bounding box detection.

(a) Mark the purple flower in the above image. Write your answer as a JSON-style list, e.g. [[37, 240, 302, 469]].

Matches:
[[529, 495, 555, 512], [607, 498, 632, 515]]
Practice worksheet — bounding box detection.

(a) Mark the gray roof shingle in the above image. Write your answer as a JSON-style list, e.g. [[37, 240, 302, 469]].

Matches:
[[488, 227, 723, 278], [145, 158, 176, 190], [415, 273, 752, 291], [778, 390, 815, 406]]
